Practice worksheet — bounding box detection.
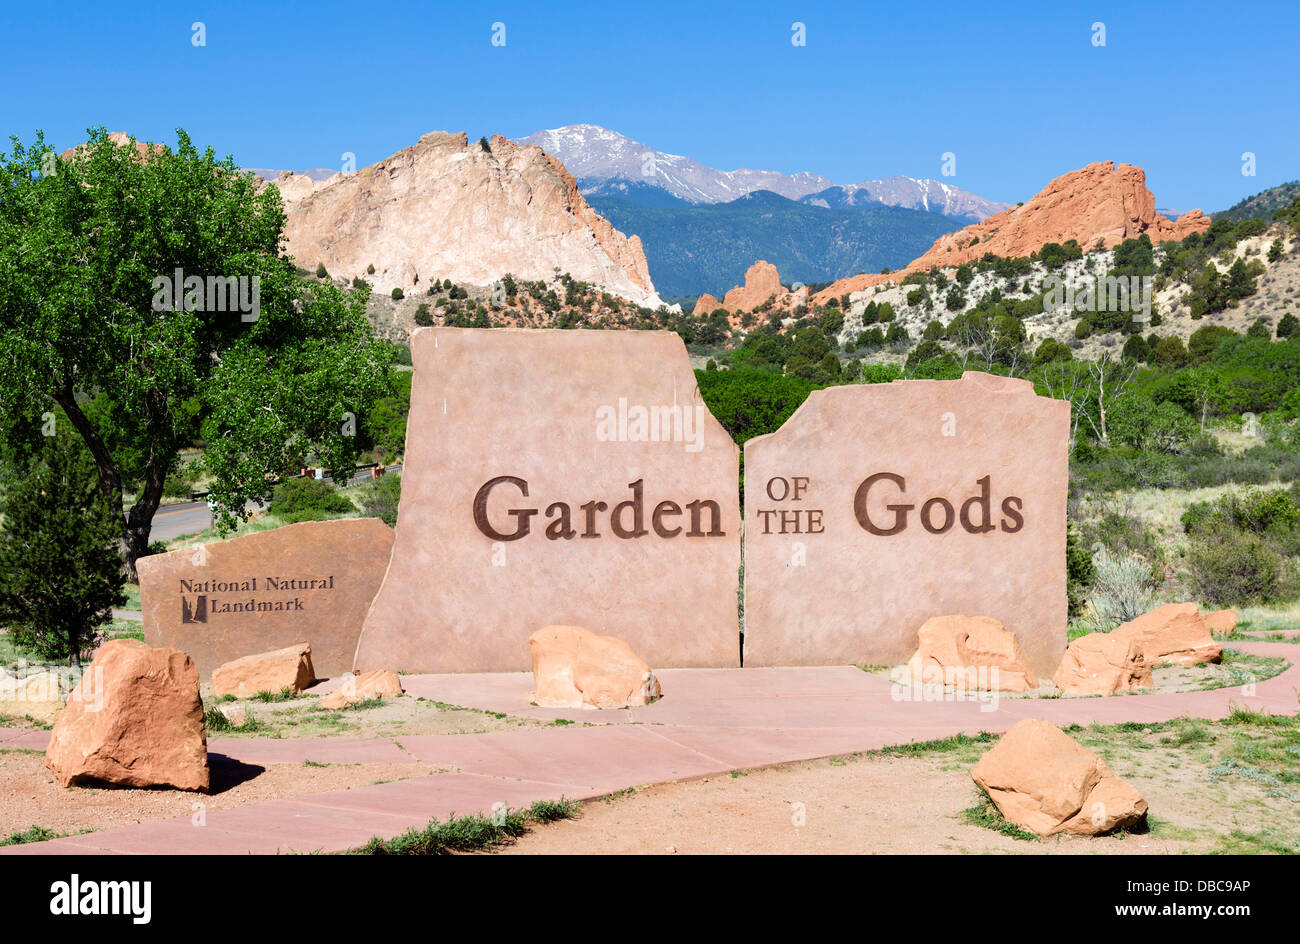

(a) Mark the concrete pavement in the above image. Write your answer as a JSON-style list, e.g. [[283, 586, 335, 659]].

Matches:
[[3, 640, 1295, 855]]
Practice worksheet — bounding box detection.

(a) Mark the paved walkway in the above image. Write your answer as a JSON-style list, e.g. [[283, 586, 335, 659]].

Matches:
[[3, 641, 1296, 855]]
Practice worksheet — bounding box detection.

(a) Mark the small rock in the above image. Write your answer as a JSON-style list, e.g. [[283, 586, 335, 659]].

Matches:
[[44, 639, 209, 792], [1053, 633, 1153, 695], [319, 669, 403, 710], [0, 669, 68, 724], [218, 703, 248, 727], [972, 718, 1147, 836], [1203, 609, 1237, 635], [1112, 603, 1222, 666], [211, 642, 315, 698], [900, 615, 1038, 692], [530, 625, 662, 710]]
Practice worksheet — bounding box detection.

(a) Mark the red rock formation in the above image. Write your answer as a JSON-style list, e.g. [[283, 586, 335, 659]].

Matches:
[[813, 161, 1211, 305], [724, 261, 786, 312], [693, 292, 722, 316]]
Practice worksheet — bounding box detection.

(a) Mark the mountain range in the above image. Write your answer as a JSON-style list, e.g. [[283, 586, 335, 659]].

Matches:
[[514, 124, 1010, 222], [591, 190, 957, 298], [513, 124, 1013, 296], [1213, 180, 1300, 222]]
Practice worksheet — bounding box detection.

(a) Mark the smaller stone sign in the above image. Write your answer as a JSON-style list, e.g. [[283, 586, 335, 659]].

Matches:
[[138, 518, 394, 680]]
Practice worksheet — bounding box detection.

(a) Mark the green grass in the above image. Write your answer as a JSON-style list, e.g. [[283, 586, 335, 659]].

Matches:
[[249, 687, 302, 703], [0, 712, 53, 730], [1207, 828, 1300, 854], [961, 791, 1041, 842], [1067, 621, 1094, 642], [419, 698, 508, 720], [1159, 720, 1212, 747], [879, 731, 997, 756], [1197, 649, 1291, 691], [0, 631, 40, 664], [203, 704, 267, 734], [350, 798, 578, 855], [0, 825, 63, 847]]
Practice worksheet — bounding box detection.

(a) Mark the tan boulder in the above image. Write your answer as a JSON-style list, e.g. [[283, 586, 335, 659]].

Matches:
[[319, 669, 403, 710], [901, 615, 1038, 692], [1112, 603, 1222, 665], [211, 642, 315, 698], [1203, 609, 1237, 635], [1053, 633, 1153, 694], [0, 670, 68, 725], [530, 625, 662, 709], [972, 718, 1147, 836], [44, 639, 209, 791]]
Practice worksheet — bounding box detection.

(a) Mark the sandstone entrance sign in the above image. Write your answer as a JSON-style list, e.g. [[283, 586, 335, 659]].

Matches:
[[353, 328, 741, 673], [742, 372, 1069, 677], [138, 518, 394, 679]]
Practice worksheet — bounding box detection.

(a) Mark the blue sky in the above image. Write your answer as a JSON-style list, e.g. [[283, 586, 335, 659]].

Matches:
[[2, 0, 1295, 212]]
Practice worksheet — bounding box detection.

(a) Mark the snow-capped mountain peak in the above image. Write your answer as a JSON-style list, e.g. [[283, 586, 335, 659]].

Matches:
[[514, 124, 1009, 221]]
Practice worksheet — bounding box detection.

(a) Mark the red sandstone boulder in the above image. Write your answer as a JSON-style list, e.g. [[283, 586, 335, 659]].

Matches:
[[211, 642, 315, 698], [319, 669, 403, 709], [1053, 633, 1153, 695], [1203, 609, 1237, 635], [45, 639, 209, 791], [530, 625, 662, 709], [1112, 603, 1222, 666], [972, 719, 1147, 836], [901, 615, 1038, 692]]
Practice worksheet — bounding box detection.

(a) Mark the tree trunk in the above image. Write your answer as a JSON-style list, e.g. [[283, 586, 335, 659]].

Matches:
[[53, 388, 157, 580], [123, 475, 165, 581]]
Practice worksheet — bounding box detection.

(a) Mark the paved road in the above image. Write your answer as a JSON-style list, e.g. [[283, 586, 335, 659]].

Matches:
[[148, 500, 220, 543], [147, 467, 397, 543]]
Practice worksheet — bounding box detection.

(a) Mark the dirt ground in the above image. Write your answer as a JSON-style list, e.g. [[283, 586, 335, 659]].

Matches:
[[0, 693, 575, 842], [3, 682, 1296, 852], [503, 715, 1300, 855], [0, 748, 436, 839], [199, 691, 558, 740]]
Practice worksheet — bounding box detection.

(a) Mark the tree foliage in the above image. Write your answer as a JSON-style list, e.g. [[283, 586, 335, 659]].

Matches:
[[0, 129, 391, 572], [0, 429, 125, 666]]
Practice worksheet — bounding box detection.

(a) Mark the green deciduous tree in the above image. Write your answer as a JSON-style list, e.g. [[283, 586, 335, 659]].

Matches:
[[0, 130, 390, 576]]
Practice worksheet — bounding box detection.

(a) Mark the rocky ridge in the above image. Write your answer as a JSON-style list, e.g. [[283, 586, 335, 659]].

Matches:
[[273, 131, 665, 309]]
